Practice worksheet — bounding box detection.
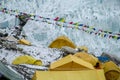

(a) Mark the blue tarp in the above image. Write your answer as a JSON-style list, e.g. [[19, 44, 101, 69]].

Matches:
[[97, 56, 109, 62]]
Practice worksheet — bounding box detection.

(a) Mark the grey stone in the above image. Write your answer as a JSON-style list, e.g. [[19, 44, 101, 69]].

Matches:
[[61, 46, 77, 57]]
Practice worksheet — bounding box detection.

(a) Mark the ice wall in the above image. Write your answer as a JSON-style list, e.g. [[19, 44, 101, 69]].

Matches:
[[0, 0, 120, 56]]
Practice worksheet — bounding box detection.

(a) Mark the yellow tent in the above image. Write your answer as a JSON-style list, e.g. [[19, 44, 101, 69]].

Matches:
[[32, 70, 106, 80], [12, 55, 42, 66], [103, 61, 120, 80], [117, 76, 120, 80], [18, 39, 31, 46], [76, 46, 88, 53], [74, 52, 98, 66], [50, 55, 94, 71], [48, 35, 76, 49]]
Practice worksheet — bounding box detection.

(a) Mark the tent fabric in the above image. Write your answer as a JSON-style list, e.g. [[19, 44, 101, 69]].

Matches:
[[12, 55, 42, 66], [74, 52, 98, 66], [32, 70, 106, 80], [18, 39, 31, 45], [48, 35, 76, 49], [103, 61, 120, 80], [50, 55, 94, 71], [0, 62, 24, 80], [117, 76, 120, 80]]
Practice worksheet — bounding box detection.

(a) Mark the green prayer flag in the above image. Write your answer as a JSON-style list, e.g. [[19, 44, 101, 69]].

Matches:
[[58, 18, 65, 22]]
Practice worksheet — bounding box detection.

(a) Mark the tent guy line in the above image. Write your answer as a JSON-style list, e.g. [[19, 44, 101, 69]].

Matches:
[[0, 7, 120, 35], [0, 7, 120, 40]]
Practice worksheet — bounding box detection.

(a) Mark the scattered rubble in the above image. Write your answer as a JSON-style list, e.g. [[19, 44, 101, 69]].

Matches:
[[0, 14, 120, 80]]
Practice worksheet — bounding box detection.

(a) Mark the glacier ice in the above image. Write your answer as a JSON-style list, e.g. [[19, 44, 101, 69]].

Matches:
[[0, 0, 120, 79], [0, 0, 120, 57]]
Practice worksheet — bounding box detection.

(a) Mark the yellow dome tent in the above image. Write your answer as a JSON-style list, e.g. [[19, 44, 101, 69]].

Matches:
[[103, 61, 120, 80], [117, 76, 120, 80], [74, 52, 98, 66], [49, 54, 94, 71], [48, 35, 76, 49], [18, 39, 31, 46], [12, 55, 42, 66], [32, 70, 106, 80], [32, 55, 106, 80]]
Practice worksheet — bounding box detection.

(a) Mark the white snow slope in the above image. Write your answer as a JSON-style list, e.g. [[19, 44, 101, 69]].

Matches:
[[0, 0, 120, 58]]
